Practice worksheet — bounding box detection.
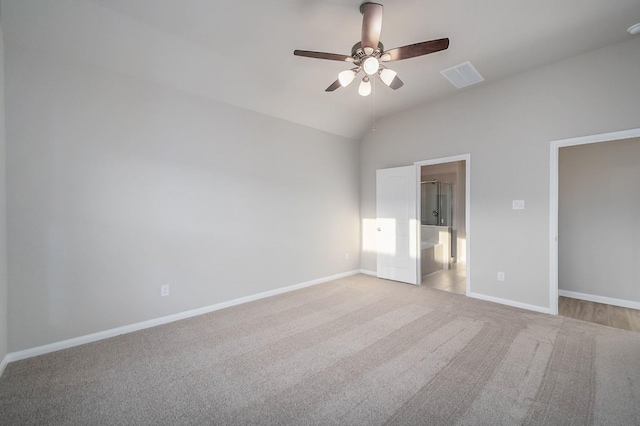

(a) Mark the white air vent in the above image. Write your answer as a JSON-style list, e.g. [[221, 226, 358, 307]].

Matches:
[[440, 61, 484, 89]]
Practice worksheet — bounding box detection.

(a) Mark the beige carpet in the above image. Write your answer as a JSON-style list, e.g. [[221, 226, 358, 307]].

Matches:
[[1, 274, 639, 425]]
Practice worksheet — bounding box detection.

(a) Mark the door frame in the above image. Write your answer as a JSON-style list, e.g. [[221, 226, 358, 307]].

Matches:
[[415, 154, 471, 294], [549, 127, 640, 315]]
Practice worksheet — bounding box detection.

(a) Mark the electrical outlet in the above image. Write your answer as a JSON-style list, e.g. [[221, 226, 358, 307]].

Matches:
[[497, 272, 505, 282], [345, 253, 350, 260], [160, 285, 170, 297]]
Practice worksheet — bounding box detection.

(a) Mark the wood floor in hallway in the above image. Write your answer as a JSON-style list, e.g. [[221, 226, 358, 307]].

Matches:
[[559, 296, 640, 333]]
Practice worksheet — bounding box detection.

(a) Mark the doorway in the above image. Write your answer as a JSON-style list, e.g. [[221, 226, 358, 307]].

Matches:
[[416, 155, 470, 295], [549, 127, 640, 316]]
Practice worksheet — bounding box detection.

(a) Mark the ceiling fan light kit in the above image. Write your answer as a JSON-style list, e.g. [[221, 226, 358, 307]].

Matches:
[[294, 2, 449, 96]]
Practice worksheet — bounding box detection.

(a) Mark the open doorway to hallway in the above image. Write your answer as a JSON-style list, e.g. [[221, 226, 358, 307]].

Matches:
[[550, 127, 640, 320], [416, 157, 468, 295], [556, 135, 640, 332]]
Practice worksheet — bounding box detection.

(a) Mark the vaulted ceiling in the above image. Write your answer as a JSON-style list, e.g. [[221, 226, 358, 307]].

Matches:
[[4, 0, 640, 139]]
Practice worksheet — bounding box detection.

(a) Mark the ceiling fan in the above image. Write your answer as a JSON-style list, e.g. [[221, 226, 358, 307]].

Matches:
[[294, 2, 449, 96]]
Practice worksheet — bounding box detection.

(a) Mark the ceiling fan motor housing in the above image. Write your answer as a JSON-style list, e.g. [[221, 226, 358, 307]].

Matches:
[[351, 41, 384, 59]]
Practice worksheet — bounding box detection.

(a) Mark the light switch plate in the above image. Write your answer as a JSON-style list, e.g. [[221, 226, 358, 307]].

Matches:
[[512, 200, 525, 210]]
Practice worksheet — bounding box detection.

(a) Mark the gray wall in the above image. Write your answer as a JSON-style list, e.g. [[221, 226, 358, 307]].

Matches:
[[5, 33, 360, 352], [0, 21, 8, 365], [559, 137, 640, 302], [360, 38, 640, 310]]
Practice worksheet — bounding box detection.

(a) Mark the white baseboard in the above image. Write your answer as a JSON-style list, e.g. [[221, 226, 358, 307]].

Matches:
[[0, 354, 8, 377], [5, 270, 361, 365], [468, 292, 550, 314], [559, 290, 640, 311], [359, 270, 548, 314]]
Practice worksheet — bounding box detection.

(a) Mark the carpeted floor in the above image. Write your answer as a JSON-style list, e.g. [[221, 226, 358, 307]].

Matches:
[[1, 274, 639, 425]]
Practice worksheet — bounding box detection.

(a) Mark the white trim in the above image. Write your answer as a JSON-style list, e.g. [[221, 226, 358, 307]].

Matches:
[[415, 164, 422, 281], [0, 355, 8, 377], [360, 269, 377, 276], [414, 154, 471, 295], [559, 290, 640, 311], [549, 140, 559, 315], [468, 292, 550, 314], [5, 270, 361, 364], [549, 128, 640, 316]]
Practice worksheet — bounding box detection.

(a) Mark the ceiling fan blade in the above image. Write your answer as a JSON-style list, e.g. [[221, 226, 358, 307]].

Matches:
[[388, 75, 404, 90], [360, 3, 383, 51], [381, 38, 449, 62], [325, 79, 342, 92], [294, 50, 353, 62]]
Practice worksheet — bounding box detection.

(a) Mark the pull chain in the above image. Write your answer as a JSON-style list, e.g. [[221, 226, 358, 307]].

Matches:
[[372, 74, 377, 131]]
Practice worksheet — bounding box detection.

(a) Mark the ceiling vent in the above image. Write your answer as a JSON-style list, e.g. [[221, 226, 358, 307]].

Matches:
[[440, 61, 484, 89]]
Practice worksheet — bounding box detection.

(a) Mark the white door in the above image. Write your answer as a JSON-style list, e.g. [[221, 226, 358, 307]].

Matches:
[[376, 166, 418, 284]]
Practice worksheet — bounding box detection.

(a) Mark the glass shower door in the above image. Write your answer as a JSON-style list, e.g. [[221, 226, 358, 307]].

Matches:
[[421, 182, 439, 225], [439, 183, 453, 226], [421, 182, 453, 226]]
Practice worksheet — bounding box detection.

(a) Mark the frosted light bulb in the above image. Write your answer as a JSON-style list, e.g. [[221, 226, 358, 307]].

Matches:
[[338, 69, 356, 87], [363, 57, 379, 76], [379, 68, 397, 87], [358, 77, 372, 96]]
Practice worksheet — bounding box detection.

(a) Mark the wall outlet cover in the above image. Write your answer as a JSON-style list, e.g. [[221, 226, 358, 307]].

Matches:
[[160, 285, 170, 297], [512, 200, 525, 210]]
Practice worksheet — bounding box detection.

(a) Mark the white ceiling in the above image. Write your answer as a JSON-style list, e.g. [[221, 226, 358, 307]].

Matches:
[[5, 0, 640, 139]]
